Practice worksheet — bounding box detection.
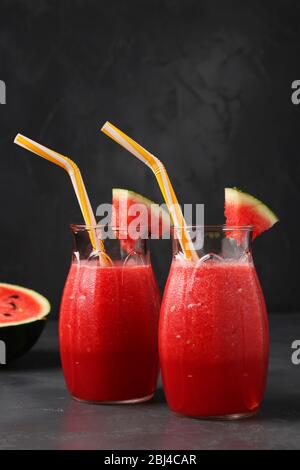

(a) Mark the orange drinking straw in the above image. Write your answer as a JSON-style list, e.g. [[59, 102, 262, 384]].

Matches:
[[101, 122, 198, 261], [14, 134, 109, 262]]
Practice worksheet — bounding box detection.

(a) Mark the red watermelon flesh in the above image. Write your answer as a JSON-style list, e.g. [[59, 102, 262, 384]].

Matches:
[[0, 283, 50, 362], [225, 187, 279, 240], [0, 284, 50, 327], [112, 188, 171, 253]]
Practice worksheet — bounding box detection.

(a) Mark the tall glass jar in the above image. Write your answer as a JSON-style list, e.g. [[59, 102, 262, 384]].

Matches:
[[159, 226, 269, 419], [59, 225, 160, 404]]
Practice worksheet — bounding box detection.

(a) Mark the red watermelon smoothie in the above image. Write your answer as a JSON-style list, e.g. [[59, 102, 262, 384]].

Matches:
[[159, 257, 269, 418], [60, 261, 160, 403]]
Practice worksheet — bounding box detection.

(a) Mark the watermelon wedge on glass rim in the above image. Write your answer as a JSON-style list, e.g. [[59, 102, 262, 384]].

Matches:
[[112, 188, 171, 253], [225, 187, 279, 240], [0, 283, 50, 363]]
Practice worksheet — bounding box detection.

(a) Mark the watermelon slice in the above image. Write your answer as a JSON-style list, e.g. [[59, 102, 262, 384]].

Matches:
[[0, 283, 50, 363], [112, 188, 171, 253], [225, 187, 279, 240]]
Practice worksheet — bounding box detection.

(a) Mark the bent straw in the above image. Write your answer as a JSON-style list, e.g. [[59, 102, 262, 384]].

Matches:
[[101, 122, 198, 262], [14, 134, 110, 263]]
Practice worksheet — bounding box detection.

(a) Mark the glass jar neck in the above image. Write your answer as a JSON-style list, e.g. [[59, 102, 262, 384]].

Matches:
[[70, 226, 151, 265], [171, 226, 253, 262]]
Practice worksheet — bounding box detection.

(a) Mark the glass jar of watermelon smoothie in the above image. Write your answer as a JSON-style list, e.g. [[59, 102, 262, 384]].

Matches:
[[159, 226, 269, 419], [59, 225, 161, 403]]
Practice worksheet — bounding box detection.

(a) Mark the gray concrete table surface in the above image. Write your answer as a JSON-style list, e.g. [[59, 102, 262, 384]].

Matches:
[[0, 314, 300, 450]]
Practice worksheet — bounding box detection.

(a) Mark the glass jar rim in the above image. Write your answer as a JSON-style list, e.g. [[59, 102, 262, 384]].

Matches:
[[70, 223, 253, 231], [171, 224, 253, 231], [70, 224, 152, 232]]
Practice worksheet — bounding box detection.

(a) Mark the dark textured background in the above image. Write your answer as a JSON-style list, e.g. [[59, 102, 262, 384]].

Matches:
[[0, 0, 298, 316]]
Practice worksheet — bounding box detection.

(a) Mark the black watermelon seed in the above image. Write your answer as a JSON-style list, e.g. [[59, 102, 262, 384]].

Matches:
[[8, 302, 17, 309]]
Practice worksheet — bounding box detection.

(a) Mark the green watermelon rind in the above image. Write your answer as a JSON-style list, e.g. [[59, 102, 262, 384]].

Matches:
[[0, 283, 51, 328], [112, 188, 171, 228], [225, 187, 279, 226]]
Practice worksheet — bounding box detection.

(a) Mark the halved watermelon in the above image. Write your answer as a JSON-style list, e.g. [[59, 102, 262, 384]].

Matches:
[[0, 283, 50, 363], [112, 188, 171, 253], [225, 187, 279, 240]]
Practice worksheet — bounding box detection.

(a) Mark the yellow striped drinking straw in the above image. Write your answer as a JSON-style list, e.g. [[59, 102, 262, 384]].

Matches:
[[14, 134, 110, 264], [101, 122, 198, 262]]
